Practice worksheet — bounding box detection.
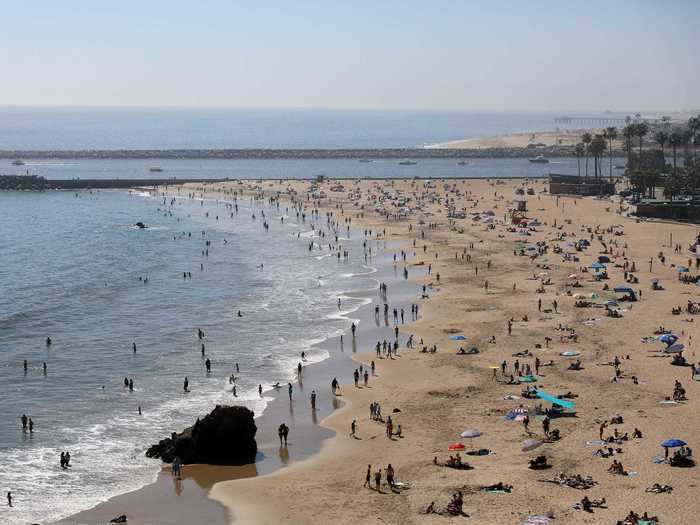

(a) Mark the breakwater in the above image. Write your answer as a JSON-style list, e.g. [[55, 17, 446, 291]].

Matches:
[[0, 146, 574, 160], [0, 175, 230, 191]]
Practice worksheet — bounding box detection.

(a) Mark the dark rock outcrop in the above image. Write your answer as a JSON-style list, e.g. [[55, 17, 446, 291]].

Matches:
[[146, 405, 257, 465]]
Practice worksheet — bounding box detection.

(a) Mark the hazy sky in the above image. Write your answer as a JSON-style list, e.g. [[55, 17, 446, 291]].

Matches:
[[2, 0, 698, 111]]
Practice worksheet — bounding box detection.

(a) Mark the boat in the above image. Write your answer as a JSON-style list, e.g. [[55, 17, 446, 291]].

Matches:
[[398, 160, 417, 165], [149, 166, 164, 172], [358, 159, 373, 163], [11, 160, 25, 166], [614, 165, 626, 170], [457, 160, 469, 166], [528, 155, 549, 164]]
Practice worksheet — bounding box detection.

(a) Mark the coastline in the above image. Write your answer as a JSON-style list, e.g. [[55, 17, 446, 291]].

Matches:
[[199, 178, 698, 524], [51, 175, 700, 525], [58, 201, 424, 525]]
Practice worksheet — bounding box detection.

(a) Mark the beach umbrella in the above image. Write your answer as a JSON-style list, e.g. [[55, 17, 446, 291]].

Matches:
[[568, 273, 579, 279], [604, 300, 618, 306], [522, 439, 543, 452], [520, 375, 537, 383], [560, 351, 580, 357], [650, 277, 659, 283], [658, 334, 678, 345], [661, 439, 687, 448], [663, 343, 684, 353], [598, 255, 611, 263], [677, 266, 690, 273], [450, 335, 466, 340], [448, 443, 466, 451], [460, 429, 482, 438], [590, 262, 605, 269]]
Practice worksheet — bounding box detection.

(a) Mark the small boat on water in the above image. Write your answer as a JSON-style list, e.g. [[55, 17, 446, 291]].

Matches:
[[358, 159, 373, 163], [12, 160, 25, 166], [457, 160, 469, 166], [398, 160, 417, 165], [528, 155, 549, 164], [614, 165, 626, 170], [149, 166, 164, 172]]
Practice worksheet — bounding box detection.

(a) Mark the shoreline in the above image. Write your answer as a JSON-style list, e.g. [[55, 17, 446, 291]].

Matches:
[[196, 177, 698, 524], [58, 197, 424, 525]]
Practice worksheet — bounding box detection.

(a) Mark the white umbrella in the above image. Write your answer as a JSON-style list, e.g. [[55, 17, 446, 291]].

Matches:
[[460, 429, 482, 438]]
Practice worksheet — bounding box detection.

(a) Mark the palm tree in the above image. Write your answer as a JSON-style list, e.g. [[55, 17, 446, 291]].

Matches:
[[688, 116, 700, 162], [622, 125, 635, 165], [669, 130, 683, 176], [590, 135, 607, 179], [581, 132, 592, 179], [654, 130, 668, 159], [635, 122, 649, 169], [604, 126, 617, 180], [574, 143, 585, 177]]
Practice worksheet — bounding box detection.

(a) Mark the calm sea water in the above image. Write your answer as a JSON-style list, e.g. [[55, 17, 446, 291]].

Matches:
[[0, 190, 373, 524], [0, 107, 606, 150], [5, 157, 585, 180]]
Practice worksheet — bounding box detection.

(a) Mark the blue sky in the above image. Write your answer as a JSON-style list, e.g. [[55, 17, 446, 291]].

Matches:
[[1, 0, 698, 111]]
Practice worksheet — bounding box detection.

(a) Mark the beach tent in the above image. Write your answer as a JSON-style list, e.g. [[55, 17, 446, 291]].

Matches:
[[536, 390, 575, 410], [613, 286, 637, 301], [598, 255, 611, 263]]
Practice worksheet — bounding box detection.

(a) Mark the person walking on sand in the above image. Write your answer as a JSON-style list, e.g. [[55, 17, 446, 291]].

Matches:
[[310, 390, 317, 410], [523, 414, 530, 434], [374, 468, 382, 491], [364, 465, 371, 488], [351, 419, 357, 437]]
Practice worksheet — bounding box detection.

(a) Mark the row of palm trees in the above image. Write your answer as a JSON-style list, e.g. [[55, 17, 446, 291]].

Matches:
[[572, 128, 613, 179], [572, 115, 700, 184]]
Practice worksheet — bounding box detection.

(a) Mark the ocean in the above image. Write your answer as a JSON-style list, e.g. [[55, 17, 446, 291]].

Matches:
[[0, 189, 375, 524], [0, 107, 606, 150]]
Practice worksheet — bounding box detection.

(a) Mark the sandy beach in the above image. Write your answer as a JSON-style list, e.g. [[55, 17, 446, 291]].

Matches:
[[170, 176, 700, 525], [426, 130, 617, 150]]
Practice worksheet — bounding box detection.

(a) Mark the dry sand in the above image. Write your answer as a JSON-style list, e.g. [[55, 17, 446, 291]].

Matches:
[[173, 177, 700, 525], [426, 130, 610, 149]]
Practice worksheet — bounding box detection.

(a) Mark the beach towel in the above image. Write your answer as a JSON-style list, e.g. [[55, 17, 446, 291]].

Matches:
[[521, 516, 552, 525]]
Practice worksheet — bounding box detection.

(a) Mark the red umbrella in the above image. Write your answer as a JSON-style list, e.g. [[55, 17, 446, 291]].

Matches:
[[448, 443, 466, 451]]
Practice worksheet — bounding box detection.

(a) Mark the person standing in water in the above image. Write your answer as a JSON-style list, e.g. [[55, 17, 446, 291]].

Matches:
[[7, 491, 12, 507], [183, 377, 189, 392], [288, 383, 293, 400], [21, 414, 28, 432]]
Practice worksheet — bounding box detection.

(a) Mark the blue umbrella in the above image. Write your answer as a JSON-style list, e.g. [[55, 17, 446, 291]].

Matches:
[[661, 439, 687, 448], [590, 262, 606, 269], [536, 390, 575, 410], [450, 335, 466, 340], [677, 266, 690, 273], [658, 334, 678, 345]]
